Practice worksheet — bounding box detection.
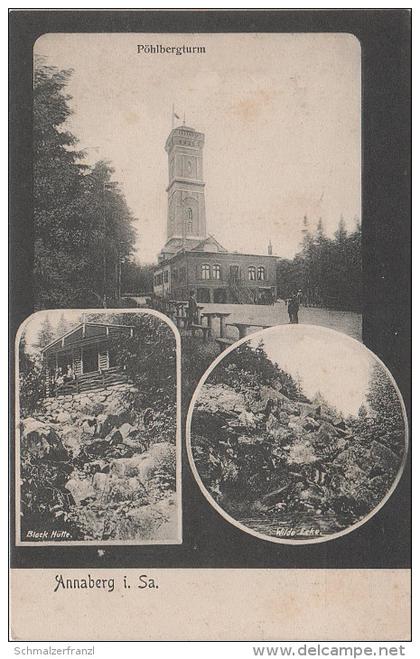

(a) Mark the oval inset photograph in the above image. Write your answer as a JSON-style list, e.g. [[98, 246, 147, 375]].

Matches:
[[187, 325, 408, 544]]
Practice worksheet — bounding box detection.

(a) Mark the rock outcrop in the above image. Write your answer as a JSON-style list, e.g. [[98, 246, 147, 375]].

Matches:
[[191, 382, 403, 535], [20, 384, 178, 542]]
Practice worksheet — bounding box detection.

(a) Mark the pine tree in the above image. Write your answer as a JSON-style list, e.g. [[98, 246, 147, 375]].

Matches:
[[35, 316, 55, 348], [358, 403, 368, 419], [33, 58, 137, 309], [366, 363, 406, 456], [56, 313, 69, 338]]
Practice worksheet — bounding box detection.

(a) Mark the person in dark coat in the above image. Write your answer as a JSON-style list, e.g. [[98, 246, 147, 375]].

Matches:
[[288, 294, 300, 324], [186, 290, 198, 329]]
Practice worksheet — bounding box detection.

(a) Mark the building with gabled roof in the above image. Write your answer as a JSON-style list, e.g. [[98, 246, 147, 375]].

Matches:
[[154, 124, 277, 303], [41, 321, 134, 396]]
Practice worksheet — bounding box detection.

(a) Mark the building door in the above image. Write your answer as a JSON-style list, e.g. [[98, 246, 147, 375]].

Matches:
[[82, 346, 98, 373], [214, 288, 227, 303], [197, 288, 211, 303]]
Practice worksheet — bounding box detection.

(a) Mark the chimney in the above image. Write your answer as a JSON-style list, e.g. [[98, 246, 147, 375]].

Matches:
[[268, 240, 273, 256]]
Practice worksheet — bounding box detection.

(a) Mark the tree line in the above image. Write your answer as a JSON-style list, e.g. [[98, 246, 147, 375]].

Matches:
[[34, 58, 137, 309], [276, 216, 362, 312]]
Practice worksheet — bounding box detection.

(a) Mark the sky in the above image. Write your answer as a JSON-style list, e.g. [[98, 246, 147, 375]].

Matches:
[[249, 325, 374, 417], [35, 33, 361, 264]]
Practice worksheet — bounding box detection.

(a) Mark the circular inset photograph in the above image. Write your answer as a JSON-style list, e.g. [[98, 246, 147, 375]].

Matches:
[[187, 325, 408, 544]]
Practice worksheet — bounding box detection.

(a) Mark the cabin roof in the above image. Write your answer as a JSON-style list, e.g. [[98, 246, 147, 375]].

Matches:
[[41, 322, 134, 356]]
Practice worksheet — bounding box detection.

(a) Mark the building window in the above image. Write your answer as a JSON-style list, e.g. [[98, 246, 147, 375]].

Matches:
[[179, 267, 186, 283], [248, 266, 256, 281], [164, 271, 169, 283], [213, 264, 221, 280], [186, 208, 193, 234], [201, 264, 211, 280], [257, 266, 266, 281], [172, 269, 178, 282], [230, 265, 240, 281]]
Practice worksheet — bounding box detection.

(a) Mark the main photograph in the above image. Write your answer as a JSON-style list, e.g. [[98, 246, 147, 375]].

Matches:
[[33, 33, 362, 406]]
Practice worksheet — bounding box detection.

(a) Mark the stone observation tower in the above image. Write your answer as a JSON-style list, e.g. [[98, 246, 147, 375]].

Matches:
[[154, 121, 278, 303], [159, 125, 207, 261]]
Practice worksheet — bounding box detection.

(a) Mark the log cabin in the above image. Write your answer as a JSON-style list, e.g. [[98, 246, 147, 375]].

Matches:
[[41, 321, 134, 396]]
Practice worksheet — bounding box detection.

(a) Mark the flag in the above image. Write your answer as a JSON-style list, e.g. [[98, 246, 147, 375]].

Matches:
[[173, 111, 180, 119]]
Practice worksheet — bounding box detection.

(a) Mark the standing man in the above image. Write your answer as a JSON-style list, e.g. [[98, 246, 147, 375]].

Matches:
[[288, 293, 300, 324], [187, 290, 198, 329]]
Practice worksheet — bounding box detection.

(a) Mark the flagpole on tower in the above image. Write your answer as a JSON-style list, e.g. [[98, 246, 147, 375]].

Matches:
[[172, 103, 175, 129]]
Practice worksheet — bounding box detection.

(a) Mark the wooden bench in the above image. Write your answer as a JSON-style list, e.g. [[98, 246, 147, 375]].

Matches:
[[215, 337, 235, 353], [191, 324, 212, 340]]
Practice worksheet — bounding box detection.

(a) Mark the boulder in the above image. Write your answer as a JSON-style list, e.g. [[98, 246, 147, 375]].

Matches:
[[60, 426, 83, 455], [122, 435, 148, 451], [97, 411, 134, 438], [93, 471, 112, 496], [286, 439, 318, 465], [110, 453, 152, 479], [83, 437, 113, 457], [21, 417, 69, 462], [118, 422, 135, 440], [109, 443, 175, 483], [196, 384, 246, 416], [147, 442, 176, 471], [238, 410, 256, 428], [314, 422, 339, 444], [296, 401, 319, 418], [127, 476, 141, 492], [266, 414, 292, 442], [84, 459, 109, 475], [55, 410, 72, 424], [109, 480, 135, 502], [81, 420, 96, 436], [332, 447, 369, 480], [106, 445, 134, 459], [303, 417, 320, 432], [65, 475, 96, 504]]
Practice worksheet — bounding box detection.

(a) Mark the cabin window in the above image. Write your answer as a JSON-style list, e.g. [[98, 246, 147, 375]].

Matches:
[[201, 264, 211, 280], [248, 266, 256, 281], [257, 266, 266, 281], [212, 264, 221, 280]]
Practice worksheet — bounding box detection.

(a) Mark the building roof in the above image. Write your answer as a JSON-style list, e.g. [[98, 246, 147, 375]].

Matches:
[[41, 322, 134, 355], [190, 235, 228, 253]]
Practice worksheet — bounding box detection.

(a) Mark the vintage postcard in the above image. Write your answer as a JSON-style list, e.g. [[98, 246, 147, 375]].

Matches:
[[9, 11, 411, 643]]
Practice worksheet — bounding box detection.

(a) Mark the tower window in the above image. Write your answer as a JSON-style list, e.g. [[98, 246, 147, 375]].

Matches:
[[201, 264, 210, 280], [257, 266, 266, 281], [248, 266, 256, 281], [186, 208, 193, 234], [212, 264, 221, 280]]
